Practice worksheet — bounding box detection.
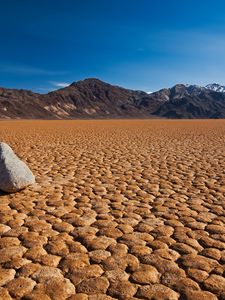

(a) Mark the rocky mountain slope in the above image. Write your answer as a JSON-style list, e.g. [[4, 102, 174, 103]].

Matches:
[[0, 79, 225, 119]]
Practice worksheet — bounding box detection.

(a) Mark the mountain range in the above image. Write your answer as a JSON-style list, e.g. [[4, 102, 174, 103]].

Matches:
[[1, 78, 225, 119]]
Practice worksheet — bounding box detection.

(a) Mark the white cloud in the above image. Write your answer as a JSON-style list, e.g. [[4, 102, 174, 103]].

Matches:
[[49, 81, 70, 88], [35, 81, 70, 94], [36, 87, 55, 93]]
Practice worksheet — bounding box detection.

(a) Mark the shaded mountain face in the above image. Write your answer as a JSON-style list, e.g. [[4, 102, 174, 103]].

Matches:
[[0, 79, 225, 119]]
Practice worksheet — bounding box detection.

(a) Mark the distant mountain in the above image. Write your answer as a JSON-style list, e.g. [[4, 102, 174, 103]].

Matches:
[[0, 79, 161, 119], [0, 79, 225, 119], [42, 78, 163, 118], [205, 83, 225, 93], [150, 84, 225, 118], [0, 88, 53, 119]]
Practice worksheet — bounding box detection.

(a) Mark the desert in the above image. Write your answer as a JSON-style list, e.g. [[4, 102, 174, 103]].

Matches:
[[0, 119, 224, 299]]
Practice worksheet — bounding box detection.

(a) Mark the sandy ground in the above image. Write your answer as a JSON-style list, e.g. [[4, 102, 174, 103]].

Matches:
[[0, 120, 224, 300]]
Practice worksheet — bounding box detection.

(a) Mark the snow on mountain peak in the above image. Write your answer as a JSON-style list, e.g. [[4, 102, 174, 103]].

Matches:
[[205, 83, 225, 93]]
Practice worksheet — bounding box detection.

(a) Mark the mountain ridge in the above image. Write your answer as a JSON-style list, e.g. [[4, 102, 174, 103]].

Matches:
[[0, 78, 225, 119], [205, 83, 225, 93]]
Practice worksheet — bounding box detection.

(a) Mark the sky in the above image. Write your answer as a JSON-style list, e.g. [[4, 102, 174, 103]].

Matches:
[[1, 0, 225, 93]]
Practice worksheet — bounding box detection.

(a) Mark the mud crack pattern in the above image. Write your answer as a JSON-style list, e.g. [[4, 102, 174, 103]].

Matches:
[[0, 120, 224, 300]]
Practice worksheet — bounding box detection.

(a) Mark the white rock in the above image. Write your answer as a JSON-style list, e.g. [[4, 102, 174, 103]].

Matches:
[[0, 142, 35, 193]]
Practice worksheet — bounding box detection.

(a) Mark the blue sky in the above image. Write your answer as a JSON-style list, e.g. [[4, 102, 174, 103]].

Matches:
[[1, 0, 225, 93]]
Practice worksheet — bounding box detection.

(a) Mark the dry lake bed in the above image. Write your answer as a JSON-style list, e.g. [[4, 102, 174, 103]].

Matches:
[[0, 120, 224, 300]]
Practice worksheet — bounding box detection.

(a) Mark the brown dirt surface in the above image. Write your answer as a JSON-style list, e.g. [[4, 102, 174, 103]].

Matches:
[[0, 119, 224, 299]]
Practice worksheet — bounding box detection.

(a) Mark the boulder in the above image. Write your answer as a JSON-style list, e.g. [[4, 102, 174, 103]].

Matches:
[[0, 142, 35, 193]]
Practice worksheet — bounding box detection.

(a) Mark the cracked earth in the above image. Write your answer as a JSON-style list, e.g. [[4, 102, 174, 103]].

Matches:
[[0, 120, 224, 300]]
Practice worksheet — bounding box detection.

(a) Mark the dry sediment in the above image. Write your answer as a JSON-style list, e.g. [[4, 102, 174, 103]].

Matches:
[[0, 119, 224, 300]]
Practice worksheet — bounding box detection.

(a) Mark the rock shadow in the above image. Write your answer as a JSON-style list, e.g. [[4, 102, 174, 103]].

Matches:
[[0, 190, 9, 196]]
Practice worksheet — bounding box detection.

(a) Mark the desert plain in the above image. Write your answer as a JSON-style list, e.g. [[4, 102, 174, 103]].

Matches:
[[0, 119, 224, 300]]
